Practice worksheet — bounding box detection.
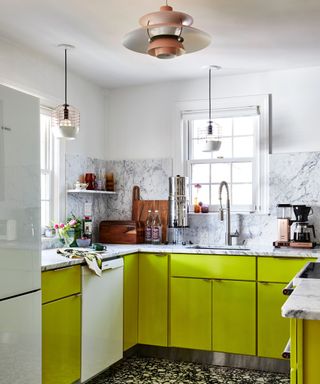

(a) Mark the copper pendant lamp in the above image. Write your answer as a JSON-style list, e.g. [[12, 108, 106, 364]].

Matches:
[[52, 44, 80, 140], [123, 2, 211, 59]]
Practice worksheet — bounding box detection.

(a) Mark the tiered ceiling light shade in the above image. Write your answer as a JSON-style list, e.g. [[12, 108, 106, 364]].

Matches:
[[52, 44, 80, 140], [123, 4, 211, 59]]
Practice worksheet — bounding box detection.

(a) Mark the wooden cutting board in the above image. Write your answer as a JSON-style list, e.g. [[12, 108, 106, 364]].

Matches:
[[132, 197, 168, 243]]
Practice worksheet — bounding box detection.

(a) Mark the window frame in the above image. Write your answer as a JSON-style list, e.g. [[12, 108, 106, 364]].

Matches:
[[173, 94, 270, 213], [40, 106, 65, 231]]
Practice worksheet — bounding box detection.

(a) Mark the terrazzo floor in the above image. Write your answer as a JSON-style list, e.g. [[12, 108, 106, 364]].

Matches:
[[87, 357, 290, 384]]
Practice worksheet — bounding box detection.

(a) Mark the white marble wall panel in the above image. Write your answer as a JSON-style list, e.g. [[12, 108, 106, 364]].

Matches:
[[64, 154, 172, 242], [57, 151, 320, 248], [270, 152, 320, 210], [104, 158, 172, 220]]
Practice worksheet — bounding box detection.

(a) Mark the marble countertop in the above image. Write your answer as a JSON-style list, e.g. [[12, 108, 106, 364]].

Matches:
[[282, 262, 320, 321], [42, 243, 320, 271]]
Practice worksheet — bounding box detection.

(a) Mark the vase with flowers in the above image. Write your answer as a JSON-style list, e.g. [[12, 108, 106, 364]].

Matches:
[[54, 215, 82, 247]]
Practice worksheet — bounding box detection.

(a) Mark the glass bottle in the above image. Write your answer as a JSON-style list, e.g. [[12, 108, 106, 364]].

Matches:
[[152, 210, 162, 245], [145, 210, 153, 244]]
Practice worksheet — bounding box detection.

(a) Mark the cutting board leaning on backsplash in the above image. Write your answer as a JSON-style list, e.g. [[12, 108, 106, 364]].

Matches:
[[131, 186, 168, 243]]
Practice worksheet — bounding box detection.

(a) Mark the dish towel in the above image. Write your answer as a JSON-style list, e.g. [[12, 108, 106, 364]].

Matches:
[[57, 248, 103, 277]]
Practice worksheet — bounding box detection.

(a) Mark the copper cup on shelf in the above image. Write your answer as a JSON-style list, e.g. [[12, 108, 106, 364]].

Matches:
[[85, 173, 96, 190]]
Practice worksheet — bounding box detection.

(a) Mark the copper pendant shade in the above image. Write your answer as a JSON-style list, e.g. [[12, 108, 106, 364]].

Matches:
[[52, 44, 80, 140], [123, 3, 211, 59]]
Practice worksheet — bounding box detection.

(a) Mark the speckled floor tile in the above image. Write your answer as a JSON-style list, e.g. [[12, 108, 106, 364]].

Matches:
[[87, 357, 290, 384]]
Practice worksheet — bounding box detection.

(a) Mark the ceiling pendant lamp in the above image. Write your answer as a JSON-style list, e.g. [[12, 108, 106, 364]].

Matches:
[[202, 65, 222, 152], [52, 44, 80, 140], [123, 1, 211, 59]]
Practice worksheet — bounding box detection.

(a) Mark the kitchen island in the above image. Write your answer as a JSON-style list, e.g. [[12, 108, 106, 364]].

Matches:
[[282, 263, 320, 384]]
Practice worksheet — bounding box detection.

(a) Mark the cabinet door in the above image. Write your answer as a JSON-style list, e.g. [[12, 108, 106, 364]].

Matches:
[[258, 282, 289, 359], [170, 277, 211, 350], [123, 254, 139, 351], [212, 280, 256, 355], [42, 295, 81, 384], [138, 253, 168, 346]]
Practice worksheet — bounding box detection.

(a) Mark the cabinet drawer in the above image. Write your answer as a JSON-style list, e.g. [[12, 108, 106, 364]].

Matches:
[[257, 257, 315, 283], [42, 265, 81, 304], [171, 254, 255, 280]]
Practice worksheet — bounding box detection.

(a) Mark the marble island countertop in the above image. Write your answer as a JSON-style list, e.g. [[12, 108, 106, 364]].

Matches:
[[282, 279, 320, 320], [42, 243, 320, 271]]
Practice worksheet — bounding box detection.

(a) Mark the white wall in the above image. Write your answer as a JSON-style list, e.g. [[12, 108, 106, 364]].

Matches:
[[0, 37, 106, 160], [106, 66, 320, 160]]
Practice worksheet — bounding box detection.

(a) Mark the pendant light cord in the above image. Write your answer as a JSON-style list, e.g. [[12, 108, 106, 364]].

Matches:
[[208, 67, 212, 122], [64, 48, 68, 106]]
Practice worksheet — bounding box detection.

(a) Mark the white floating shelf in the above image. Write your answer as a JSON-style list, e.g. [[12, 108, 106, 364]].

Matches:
[[67, 189, 117, 195]]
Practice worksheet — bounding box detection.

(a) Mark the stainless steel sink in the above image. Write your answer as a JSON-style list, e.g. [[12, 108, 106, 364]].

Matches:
[[185, 245, 250, 251], [297, 262, 320, 279]]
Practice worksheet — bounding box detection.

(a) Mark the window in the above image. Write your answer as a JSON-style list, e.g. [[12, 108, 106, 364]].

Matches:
[[40, 107, 64, 230], [178, 95, 270, 213]]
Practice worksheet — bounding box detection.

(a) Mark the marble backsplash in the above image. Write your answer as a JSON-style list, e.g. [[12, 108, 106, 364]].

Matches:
[[65, 154, 172, 242], [51, 151, 320, 248]]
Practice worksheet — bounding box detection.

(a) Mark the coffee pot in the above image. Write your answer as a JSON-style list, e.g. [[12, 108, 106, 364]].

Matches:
[[291, 205, 316, 243], [292, 222, 316, 242]]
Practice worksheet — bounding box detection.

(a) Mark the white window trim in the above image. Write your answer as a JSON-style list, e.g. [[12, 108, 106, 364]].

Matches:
[[173, 94, 270, 214], [41, 106, 66, 227]]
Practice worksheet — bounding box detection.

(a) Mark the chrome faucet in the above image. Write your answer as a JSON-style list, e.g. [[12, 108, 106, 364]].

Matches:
[[218, 181, 239, 246]]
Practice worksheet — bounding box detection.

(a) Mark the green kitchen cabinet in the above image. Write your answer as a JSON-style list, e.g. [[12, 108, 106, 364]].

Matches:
[[171, 254, 255, 280], [138, 253, 168, 346], [42, 295, 81, 384], [257, 281, 289, 359], [212, 279, 256, 355], [123, 253, 139, 351], [290, 318, 320, 384], [257, 256, 316, 360], [170, 277, 212, 350], [258, 257, 316, 283], [42, 266, 81, 384]]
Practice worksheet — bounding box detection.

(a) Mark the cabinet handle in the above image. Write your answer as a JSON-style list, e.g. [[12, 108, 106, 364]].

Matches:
[[202, 279, 211, 282], [282, 339, 291, 359], [52, 266, 74, 272], [259, 282, 270, 285], [154, 253, 167, 257], [283, 281, 294, 296]]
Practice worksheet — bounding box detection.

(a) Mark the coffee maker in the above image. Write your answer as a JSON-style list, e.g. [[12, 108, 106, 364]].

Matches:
[[273, 204, 316, 248], [291, 205, 316, 247]]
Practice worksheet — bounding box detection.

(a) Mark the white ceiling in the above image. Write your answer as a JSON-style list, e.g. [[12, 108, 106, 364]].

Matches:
[[1, 0, 320, 88]]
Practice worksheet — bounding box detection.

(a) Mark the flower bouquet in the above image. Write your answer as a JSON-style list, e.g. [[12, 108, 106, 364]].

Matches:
[[54, 215, 82, 247]]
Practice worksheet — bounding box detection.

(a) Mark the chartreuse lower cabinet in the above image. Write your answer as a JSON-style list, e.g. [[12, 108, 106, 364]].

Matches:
[[290, 318, 320, 384], [42, 266, 81, 384], [170, 277, 212, 350], [212, 280, 256, 355], [257, 257, 316, 359], [138, 253, 168, 346], [170, 254, 256, 355], [123, 254, 139, 351], [257, 282, 289, 359]]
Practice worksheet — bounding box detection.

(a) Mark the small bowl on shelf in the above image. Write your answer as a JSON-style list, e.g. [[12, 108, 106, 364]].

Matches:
[[76, 238, 91, 248]]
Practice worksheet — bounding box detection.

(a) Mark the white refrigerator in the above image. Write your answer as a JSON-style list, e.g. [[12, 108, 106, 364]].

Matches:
[[0, 84, 41, 384]]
